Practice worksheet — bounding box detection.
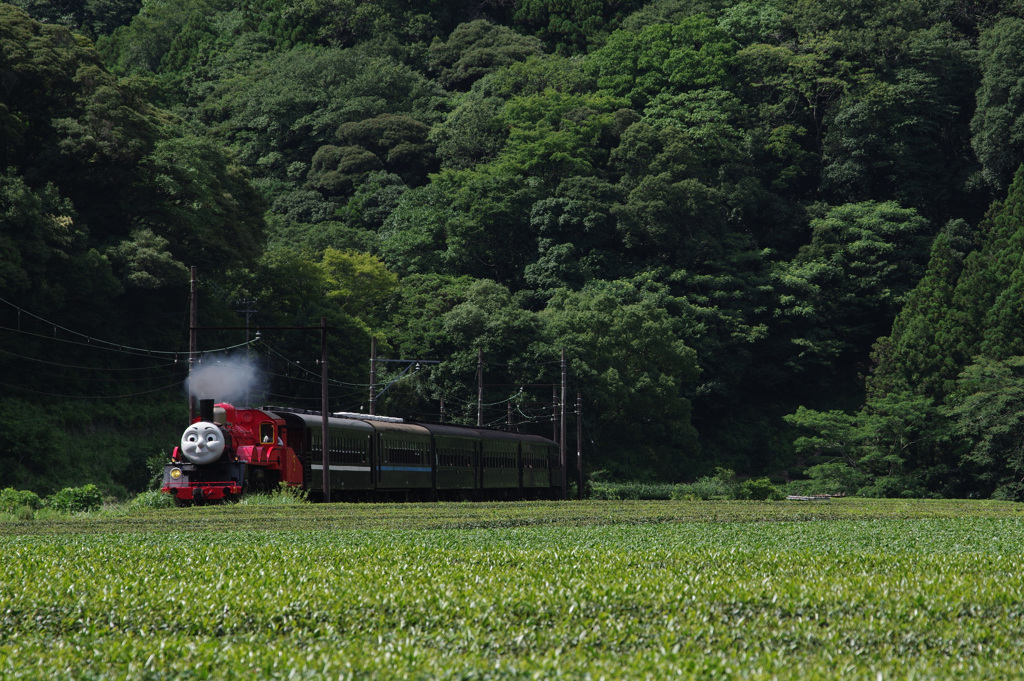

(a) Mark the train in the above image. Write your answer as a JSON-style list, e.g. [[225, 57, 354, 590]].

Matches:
[[161, 399, 564, 504]]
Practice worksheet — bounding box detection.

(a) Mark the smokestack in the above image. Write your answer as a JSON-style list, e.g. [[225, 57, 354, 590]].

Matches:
[[200, 399, 215, 423]]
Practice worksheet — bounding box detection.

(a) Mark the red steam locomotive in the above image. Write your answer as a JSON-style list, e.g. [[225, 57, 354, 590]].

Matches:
[[162, 399, 563, 504]]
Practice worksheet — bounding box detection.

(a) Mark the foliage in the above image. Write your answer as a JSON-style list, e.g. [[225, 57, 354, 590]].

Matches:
[[773, 201, 930, 372], [805, 461, 868, 495], [236, 481, 310, 505], [7, 0, 1024, 498], [0, 487, 42, 512], [586, 476, 786, 501], [587, 480, 679, 500], [427, 19, 545, 91], [44, 484, 104, 513], [543, 277, 701, 480], [738, 476, 785, 500], [670, 475, 733, 500], [126, 489, 175, 510], [971, 17, 1024, 192], [3, 500, 1024, 678], [943, 355, 1024, 500]]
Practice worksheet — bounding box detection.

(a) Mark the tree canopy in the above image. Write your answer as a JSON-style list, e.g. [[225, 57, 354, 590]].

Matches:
[[5, 0, 1024, 496]]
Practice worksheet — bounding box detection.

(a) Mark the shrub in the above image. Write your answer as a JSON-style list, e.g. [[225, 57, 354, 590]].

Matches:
[[857, 474, 933, 499], [671, 475, 734, 500], [237, 483, 309, 506], [127, 490, 175, 511], [794, 462, 871, 496], [13, 504, 35, 521], [46, 484, 104, 513], [0, 488, 42, 512], [589, 481, 678, 500], [739, 477, 785, 501]]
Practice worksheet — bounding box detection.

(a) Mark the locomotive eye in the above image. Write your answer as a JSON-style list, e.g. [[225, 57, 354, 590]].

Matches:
[[206, 434, 218, 443], [186, 434, 198, 443]]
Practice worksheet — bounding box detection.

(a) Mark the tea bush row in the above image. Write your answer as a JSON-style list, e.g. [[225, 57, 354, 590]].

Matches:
[[3, 513, 1024, 678]]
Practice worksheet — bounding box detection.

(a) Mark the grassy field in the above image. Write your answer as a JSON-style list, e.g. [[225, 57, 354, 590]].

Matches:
[[2, 498, 1023, 679]]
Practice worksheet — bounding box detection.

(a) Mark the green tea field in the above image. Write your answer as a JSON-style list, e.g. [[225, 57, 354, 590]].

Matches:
[[2, 499, 1023, 679]]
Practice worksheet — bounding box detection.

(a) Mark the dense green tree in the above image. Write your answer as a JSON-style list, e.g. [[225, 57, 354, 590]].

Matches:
[[784, 391, 942, 497], [415, 278, 548, 423], [385, 272, 477, 363], [511, 0, 648, 55], [377, 182, 451, 276], [431, 94, 508, 170], [198, 45, 444, 186], [867, 229, 969, 400], [334, 170, 408, 233], [307, 145, 384, 197], [924, 167, 1024, 373], [773, 201, 930, 375], [10, 0, 142, 36], [427, 19, 545, 91], [971, 17, 1024, 192], [335, 113, 437, 186], [319, 247, 398, 327], [139, 133, 265, 270], [473, 53, 593, 100], [822, 27, 978, 218], [524, 176, 626, 292], [0, 171, 122, 322], [96, 0, 203, 74], [430, 166, 543, 284], [586, 15, 738, 110], [499, 91, 629, 188], [542, 276, 701, 480], [944, 355, 1024, 499]]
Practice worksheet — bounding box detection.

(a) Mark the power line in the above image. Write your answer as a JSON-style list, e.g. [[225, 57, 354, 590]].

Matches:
[[0, 346, 180, 371], [0, 379, 187, 400], [0, 295, 191, 357]]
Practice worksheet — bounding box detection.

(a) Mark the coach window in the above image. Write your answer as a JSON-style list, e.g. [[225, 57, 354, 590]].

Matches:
[[260, 423, 274, 444]]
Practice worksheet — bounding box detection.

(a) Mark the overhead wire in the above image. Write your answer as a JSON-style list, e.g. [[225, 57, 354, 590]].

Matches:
[[0, 298, 588, 435], [0, 379, 187, 400]]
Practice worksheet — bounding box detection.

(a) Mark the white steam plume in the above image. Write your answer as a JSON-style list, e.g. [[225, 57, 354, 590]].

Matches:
[[186, 353, 265, 407]]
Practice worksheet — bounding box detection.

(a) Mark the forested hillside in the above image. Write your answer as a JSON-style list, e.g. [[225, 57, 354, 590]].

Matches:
[[3, 0, 1024, 497]]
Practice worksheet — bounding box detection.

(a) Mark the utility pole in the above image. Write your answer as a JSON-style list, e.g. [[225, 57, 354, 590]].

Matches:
[[477, 348, 483, 427], [321, 317, 330, 502], [560, 347, 567, 499], [369, 337, 377, 415], [440, 396, 445, 424], [577, 393, 583, 500], [237, 297, 257, 407], [189, 266, 198, 422], [552, 385, 558, 443]]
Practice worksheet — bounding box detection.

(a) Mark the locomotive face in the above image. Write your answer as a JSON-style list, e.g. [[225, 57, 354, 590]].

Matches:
[[180, 421, 226, 465]]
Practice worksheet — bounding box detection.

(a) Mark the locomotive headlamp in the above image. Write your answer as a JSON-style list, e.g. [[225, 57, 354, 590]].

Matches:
[[170, 467, 182, 480]]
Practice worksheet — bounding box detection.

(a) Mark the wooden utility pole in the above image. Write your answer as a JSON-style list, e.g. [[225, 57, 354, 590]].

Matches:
[[321, 317, 330, 502], [577, 393, 583, 500], [552, 385, 558, 443], [189, 266, 198, 422], [369, 337, 377, 415], [477, 348, 483, 427], [560, 347, 567, 499]]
